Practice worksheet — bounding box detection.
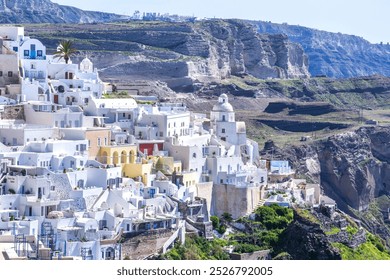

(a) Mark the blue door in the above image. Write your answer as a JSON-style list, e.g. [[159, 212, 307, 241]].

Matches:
[[30, 44, 36, 59]]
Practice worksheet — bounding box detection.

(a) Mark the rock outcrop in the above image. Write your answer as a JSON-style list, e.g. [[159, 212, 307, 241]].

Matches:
[[0, 0, 125, 24], [266, 127, 390, 213], [276, 210, 341, 260], [26, 20, 310, 91], [252, 20, 390, 78]]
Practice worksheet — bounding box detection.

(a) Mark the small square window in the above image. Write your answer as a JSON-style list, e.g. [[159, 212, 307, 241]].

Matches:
[[0, 71, 2, 77], [8, 71, 12, 77], [37, 50, 43, 57], [24, 50, 29, 57]]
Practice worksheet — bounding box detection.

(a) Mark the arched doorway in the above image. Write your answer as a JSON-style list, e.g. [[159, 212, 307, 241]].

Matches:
[[101, 151, 108, 164], [129, 151, 135, 163], [105, 247, 115, 260], [113, 151, 119, 165], [121, 151, 127, 164]]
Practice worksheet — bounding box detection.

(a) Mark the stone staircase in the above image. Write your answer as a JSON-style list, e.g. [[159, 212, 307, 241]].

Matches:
[[245, 199, 266, 216]]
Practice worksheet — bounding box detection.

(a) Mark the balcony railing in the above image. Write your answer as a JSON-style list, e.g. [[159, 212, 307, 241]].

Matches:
[[23, 55, 46, 60]]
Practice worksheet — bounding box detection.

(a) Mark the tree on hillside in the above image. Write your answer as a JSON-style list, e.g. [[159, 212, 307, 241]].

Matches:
[[54, 40, 77, 64]]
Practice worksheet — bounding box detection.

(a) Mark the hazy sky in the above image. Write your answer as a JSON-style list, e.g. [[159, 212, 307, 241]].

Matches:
[[51, 0, 389, 43]]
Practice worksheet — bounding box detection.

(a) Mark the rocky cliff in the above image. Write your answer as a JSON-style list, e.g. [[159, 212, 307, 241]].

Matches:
[[252, 21, 390, 78], [0, 0, 125, 23], [194, 20, 310, 81], [265, 126, 390, 212], [26, 20, 310, 91], [276, 210, 341, 260]]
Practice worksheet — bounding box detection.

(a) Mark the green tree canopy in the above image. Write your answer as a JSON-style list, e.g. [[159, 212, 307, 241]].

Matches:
[[54, 40, 77, 64]]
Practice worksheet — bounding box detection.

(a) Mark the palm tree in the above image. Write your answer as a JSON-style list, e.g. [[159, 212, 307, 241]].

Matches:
[[53, 40, 77, 64]]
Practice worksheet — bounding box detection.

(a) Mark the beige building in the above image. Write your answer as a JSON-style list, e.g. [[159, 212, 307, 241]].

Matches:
[[0, 41, 20, 97], [212, 183, 262, 219], [61, 127, 112, 160], [85, 128, 111, 160]]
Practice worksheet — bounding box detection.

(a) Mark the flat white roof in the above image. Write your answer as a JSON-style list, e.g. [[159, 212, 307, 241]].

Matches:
[[57, 226, 82, 231], [94, 98, 137, 109]]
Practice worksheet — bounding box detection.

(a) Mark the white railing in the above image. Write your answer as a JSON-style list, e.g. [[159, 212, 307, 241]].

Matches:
[[162, 220, 185, 253]]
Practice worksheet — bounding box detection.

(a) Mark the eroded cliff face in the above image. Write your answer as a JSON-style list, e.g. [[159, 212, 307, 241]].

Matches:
[[28, 20, 310, 90], [266, 127, 390, 212], [193, 20, 310, 81], [253, 20, 390, 78], [0, 0, 124, 24]]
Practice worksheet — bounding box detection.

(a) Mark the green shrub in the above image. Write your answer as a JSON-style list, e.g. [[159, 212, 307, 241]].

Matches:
[[325, 227, 341, 236], [346, 225, 358, 238], [210, 216, 220, 229], [367, 233, 386, 252], [217, 225, 226, 235], [234, 243, 262, 254], [163, 236, 229, 260], [221, 212, 233, 222], [254, 204, 293, 230]]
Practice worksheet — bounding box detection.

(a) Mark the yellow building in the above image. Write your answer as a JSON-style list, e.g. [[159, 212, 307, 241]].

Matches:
[[155, 157, 182, 174], [98, 144, 137, 165], [122, 159, 153, 186]]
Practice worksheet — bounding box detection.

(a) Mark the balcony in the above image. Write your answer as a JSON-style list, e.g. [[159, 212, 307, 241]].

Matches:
[[23, 55, 46, 60], [26, 195, 60, 206], [24, 70, 46, 80]]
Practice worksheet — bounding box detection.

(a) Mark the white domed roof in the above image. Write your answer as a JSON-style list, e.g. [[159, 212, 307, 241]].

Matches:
[[80, 56, 94, 73], [81, 57, 92, 63], [112, 126, 122, 132], [212, 102, 234, 112], [220, 93, 228, 99], [212, 94, 234, 112]]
